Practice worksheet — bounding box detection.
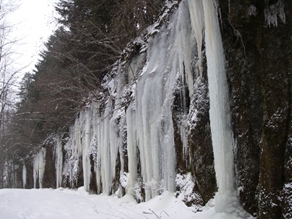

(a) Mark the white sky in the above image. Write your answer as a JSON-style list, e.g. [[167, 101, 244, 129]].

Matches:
[[5, 0, 59, 76]]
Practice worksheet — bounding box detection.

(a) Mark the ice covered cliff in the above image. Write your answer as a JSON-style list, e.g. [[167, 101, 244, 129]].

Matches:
[[6, 0, 292, 218]]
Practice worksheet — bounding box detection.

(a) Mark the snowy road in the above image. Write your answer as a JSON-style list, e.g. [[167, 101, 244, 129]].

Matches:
[[0, 188, 249, 219]]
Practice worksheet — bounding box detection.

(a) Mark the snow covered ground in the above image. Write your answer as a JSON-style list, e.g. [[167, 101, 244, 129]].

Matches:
[[0, 188, 250, 219]]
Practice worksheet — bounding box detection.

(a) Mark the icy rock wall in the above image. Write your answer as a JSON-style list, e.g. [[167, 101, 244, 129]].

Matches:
[[125, 0, 210, 201], [22, 0, 292, 218], [33, 148, 46, 189], [45, 0, 236, 208], [29, 0, 217, 202], [57, 0, 214, 201], [219, 0, 292, 218], [20, 0, 237, 210]]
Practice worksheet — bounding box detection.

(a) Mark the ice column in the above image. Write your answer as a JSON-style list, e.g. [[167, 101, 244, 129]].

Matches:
[[202, 0, 237, 212], [126, 102, 137, 196], [188, 0, 204, 77], [134, 21, 179, 200], [55, 135, 63, 188], [33, 148, 46, 188], [83, 107, 91, 191], [22, 164, 27, 188], [96, 99, 115, 195]]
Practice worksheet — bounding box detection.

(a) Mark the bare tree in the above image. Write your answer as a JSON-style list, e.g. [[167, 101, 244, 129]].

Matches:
[[0, 0, 24, 187], [0, 0, 19, 130]]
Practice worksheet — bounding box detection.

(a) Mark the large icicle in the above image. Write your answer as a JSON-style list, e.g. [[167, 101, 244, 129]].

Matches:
[[188, 0, 204, 78], [83, 107, 91, 191], [33, 148, 46, 188], [202, 0, 251, 217], [126, 102, 137, 196], [55, 135, 63, 188], [22, 164, 27, 188], [96, 98, 116, 195], [203, 0, 235, 206]]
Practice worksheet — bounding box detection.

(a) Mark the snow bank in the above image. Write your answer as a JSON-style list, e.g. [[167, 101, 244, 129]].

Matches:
[[0, 188, 252, 219]]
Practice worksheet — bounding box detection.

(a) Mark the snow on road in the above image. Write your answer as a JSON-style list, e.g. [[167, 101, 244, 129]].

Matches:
[[0, 188, 247, 219]]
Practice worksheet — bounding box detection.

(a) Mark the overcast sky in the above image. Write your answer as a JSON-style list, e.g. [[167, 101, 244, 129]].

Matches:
[[6, 0, 59, 76]]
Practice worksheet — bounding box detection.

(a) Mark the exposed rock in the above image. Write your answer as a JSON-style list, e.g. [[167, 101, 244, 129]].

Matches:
[[42, 143, 56, 188], [219, 0, 292, 217]]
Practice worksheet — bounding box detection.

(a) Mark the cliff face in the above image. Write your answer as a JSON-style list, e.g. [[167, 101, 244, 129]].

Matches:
[[4, 0, 292, 218], [219, 0, 292, 217]]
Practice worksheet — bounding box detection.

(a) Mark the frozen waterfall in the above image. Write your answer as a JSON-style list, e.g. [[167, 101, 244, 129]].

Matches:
[[32, 0, 253, 217]]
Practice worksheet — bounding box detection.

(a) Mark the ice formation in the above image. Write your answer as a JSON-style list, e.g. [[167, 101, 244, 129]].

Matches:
[[22, 164, 27, 188], [202, 0, 236, 211], [33, 148, 46, 188], [55, 135, 63, 188], [202, 1, 252, 217], [31, 0, 252, 217], [264, 0, 286, 27], [57, 0, 197, 199]]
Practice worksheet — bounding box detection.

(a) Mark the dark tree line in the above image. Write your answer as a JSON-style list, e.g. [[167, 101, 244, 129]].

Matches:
[[0, 0, 166, 177]]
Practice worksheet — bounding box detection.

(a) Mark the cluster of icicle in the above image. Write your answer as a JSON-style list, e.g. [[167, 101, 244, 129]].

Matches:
[[27, 0, 252, 217], [32, 148, 46, 189]]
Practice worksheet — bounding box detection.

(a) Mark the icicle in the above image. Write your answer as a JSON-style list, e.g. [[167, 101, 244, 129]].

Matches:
[[202, 1, 251, 217], [126, 103, 137, 196], [83, 106, 91, 191], [74, 112, 83, 157], [188, 0, 204, 78], [134, 11, 184, 200], [96, 99, 113, 195], [109, 112, 119, 183], [55, 135, 63, 188], [203, 0, 235, 211], [22, 164, 27, 188], [33, 148, 46, 189], [102, 100, 112, 195], [175, 0, 194, 94]]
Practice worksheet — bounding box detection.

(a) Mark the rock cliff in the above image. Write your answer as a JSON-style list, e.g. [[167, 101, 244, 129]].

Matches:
[[4, 1, 292, 218]]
